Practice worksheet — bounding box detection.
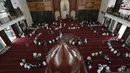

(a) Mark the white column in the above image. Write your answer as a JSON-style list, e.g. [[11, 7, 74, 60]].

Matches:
[[10, 0, 33, 26], [98, 0, 110, 23], [118, 25, 127, 39], [112, 21, 118, 32]]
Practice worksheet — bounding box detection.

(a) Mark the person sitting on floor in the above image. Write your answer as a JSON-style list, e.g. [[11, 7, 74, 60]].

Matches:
[[113, 50, 118, 54], [95, 52, 99, 56], [91, 53, 96, 56], [42, 61, 47, 67], [86, 56, 92, 69], [99, 51, 103, 55], [105, 66, 111, 72], [125, 52, 129, 58], [20, 59, 25, 67], [84, 38, 87, 44], [97, 64, 104, 73], [118, 65, 126, 72], [116, 52, 121, 56], [104, 55, 111, 64], [33, 53, 42, 59]]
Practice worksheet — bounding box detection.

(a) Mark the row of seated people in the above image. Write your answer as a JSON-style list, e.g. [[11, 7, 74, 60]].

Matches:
[[88, 25, 111, 36], [29, 22, 56, 36], [69, 36, 87, 45], [97, 64, 130, 73], [86, 20, 102, 27], [68, 23, 81, 30], [86, 51, 112, 73], [118, 65, 130, 72], [67, 21, 85, 30], [29, 26, 41, 36], [107, 39, 130, 58], [33, 32, 61, 46], [85, 20, 114, 36], [52, 21, 66, 30], [20, 53, 46, 69]]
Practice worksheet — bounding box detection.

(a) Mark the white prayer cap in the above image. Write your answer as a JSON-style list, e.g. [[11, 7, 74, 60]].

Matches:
[[91, 53, 95, 56], [38, 42, 41, 45], [27, 65, 31, 69], [43, 61, 46, 66], [24, 63, 28, 68], [33, 52, 37, 58], [106, 66, 110, 70], [87, 56, 91, 60], [95, 52, 98, 56], [113, 50, 117, 54], [22, 59, 26, 63], [111, 48, 114, 52], [20, 62, 24, 66], [99, 51, 102, 55], [38, 53, 42, 57]]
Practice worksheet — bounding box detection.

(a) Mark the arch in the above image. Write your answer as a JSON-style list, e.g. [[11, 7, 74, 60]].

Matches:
[[60, 0, 70, 19], [70, 10, 76, 20], [55, 11, 60, 20]]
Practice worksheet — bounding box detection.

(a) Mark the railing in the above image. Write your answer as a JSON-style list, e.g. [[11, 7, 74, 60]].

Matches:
[[0, 15, 25, 31], [105, 13, 130, 28]]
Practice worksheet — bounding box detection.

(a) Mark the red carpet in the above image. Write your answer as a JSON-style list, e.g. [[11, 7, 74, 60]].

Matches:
[[0, 20, 130, 73]]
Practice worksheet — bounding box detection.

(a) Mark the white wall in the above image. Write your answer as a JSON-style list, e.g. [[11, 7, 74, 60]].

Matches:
[[0, 2, 4, 10], [97, 0, 110, 24], [107, 0, 116, 7], [123, 0, 130, 5], [10, 0, 33, 26]]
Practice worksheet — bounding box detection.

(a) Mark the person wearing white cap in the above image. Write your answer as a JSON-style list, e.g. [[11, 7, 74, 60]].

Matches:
[[22, 59, 26, 63], [97, 64, 104, 73], [118, 65, 126, 72], [86, 56, 92, 69], [20, 62, 24, 66], [111, 48, 114, 52], [113, 50, 118, 54], [99, 51, 102, 55], [105, 66, 111, 72], [24, 63, 28, 69], [38, 42, 41, 45], [33, 52, 37, 58], [43, 61, 46, 66], [27, 65, 31, 69], [125, 53, 129, 58], [95, 52, 99, 56], [84, 38, 87, 44], [91, 53, 95, 56]]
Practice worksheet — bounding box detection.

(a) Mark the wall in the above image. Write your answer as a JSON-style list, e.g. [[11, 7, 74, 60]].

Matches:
[[11, 0, 33, 26], [123, 0, 130, 5], [98, 0, 109, 24], [26, 0, 53, 23], [78, 0, 101, 10], [107, 0, 116, 7], [77, 0, 101, 21], [78, 10, 99, 21], [0, 2, 5, 10]]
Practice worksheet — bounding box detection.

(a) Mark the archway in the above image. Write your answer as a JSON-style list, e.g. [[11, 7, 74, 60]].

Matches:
[[70, 10, 76, 20], [60, 0, 70, 19]]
